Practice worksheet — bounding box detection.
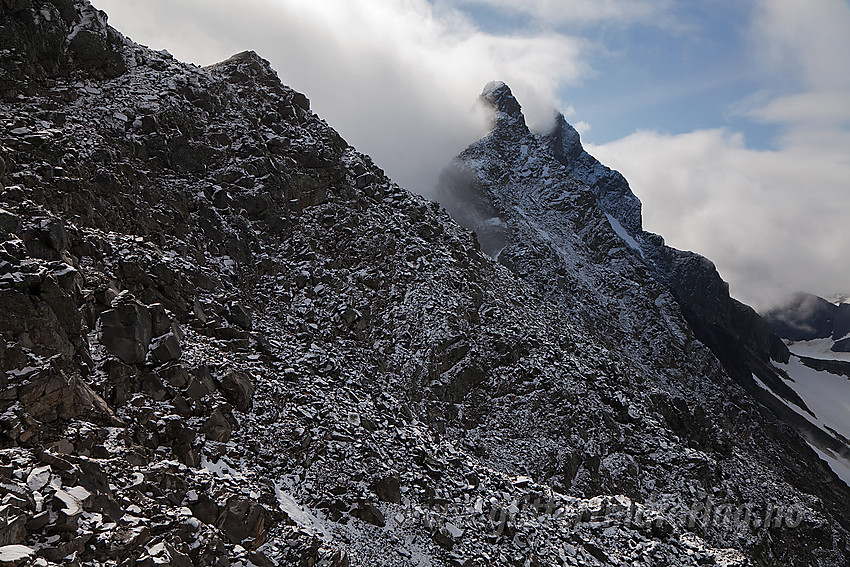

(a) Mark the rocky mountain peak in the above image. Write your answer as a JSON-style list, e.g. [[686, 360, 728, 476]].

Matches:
[[546, 112, 584, 162], [480, 80, 526, 130], [205, 50, 293, 92]]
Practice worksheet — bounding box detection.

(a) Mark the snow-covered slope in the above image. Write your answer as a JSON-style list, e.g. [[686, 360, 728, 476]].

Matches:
[[758, 292, 850, 486]]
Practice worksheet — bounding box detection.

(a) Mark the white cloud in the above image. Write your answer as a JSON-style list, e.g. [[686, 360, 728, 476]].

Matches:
[[750, 0, 850, 92], [95, 0, 588, 195], [591, 128, 850, 310], [573, 121, 591, 136], [456, 0, 678, 28], [747, 92, 850, 125]]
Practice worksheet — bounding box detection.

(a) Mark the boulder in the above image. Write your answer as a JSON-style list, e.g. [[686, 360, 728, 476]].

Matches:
[[98, 296, 152, 365], [217, 370, 254, 411], [150, 332, 182, 365], [372, 474, 401, 504], [225, 301, 252, 330], [18, 369, 121, 426], [350, 502, 385, 527], [190, 493, 219, 525], [20, 218, 67, 261], [215, 496, 267, 547], [201, 408, 232, 442]]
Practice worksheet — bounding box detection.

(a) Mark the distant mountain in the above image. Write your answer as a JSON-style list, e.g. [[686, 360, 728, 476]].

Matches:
[[1, 3, 850, 566], [764, 292, 850, 347]]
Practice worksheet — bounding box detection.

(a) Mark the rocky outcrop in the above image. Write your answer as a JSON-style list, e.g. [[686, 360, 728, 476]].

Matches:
[[0, 0, 125, 97]]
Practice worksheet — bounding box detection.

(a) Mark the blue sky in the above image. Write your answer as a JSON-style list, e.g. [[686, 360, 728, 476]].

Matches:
[[454, 0, 774, 147], [96, 0, 850, 308]]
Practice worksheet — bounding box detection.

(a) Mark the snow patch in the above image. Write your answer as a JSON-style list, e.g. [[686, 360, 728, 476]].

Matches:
[[605, 213, 642, 254], [274, 480, 332, 541], [773, 357, 850, 442], [787, 338, 850, 361]]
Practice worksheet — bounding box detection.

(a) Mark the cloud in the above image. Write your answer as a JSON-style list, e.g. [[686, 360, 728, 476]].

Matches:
[[750, 0, 850, 92], [455, 0, 678, 28], [746, 92, 850, 125], [95, 0, 588, 195], [589, 128, 850, 310]]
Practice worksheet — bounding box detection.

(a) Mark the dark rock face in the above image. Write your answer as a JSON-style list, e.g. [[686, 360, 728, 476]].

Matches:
[[98, 295, 153, 365], [1, 4, 849, 566], [834, 303, 850, 340], [481, 81, 525, 128], [0, 0, 125, 97], [543, 113, 643, 235]]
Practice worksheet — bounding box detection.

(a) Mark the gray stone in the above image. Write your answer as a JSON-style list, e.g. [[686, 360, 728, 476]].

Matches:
[[25, 465, 50, 492], [215, 496, 267, 546], [98, 298, 152, 365], [350, 502, 385, 527], [201, 408, 232, 442], [225, 301, 252, 330], [218, 370, 254, 411], [150, 332, 182, 364]]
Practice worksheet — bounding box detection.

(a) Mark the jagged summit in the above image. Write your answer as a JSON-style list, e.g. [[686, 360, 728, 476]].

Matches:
[[542, 111, 643, 235], [546, 112, 583, 161], [474, 81, 643, 235], [480, 80, 526, 129]]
